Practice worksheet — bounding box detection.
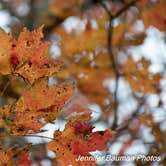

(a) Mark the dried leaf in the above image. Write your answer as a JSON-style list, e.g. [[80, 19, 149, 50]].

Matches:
[[0, 27, 62, 84], [48, 113, 113, 166], [10, 79, 74, 134]]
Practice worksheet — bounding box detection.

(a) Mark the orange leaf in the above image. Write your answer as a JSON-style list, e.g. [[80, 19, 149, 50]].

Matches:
[[0, 27, 62, 84], [10, 78, 74, 134], [18, 153, 33, 166], [50, 0, 83, 18], [141, 0, 166, 31], [72, 130, 113, 155], [123, 56, 161, 93]]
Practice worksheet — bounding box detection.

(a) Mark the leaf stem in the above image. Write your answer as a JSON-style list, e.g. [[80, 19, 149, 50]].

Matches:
[[24, 134, 54, 140], [0, 79, 10, 98]]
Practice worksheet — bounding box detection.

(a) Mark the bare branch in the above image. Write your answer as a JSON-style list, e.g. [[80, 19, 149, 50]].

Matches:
[[107, 19, 119, 129], [99, 1, 113, 18], [99, 0, 138, 129], [112, 0, 137, 19]]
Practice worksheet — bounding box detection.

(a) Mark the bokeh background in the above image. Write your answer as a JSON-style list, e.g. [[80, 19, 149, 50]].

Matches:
[[0, 0, 166, 166]]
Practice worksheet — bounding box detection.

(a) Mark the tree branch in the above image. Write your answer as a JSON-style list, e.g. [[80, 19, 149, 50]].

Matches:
[[99, 1, 113, 18], [0, 79, 10, 98], [25, 0, 36, 30], [112, 0, 137, 19], [99, 0, 138, 129], [107, 18, 119, 129]]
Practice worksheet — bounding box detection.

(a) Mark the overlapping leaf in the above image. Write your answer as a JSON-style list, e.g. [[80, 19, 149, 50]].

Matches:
[[9, 79, 74, 134], [18, 153, 33, 166], [0, 149, 15, 166], [48, 113, 113, 166]]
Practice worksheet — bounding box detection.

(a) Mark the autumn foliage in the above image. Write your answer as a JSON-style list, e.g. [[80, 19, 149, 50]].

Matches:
[[0, 0, 166, 166]]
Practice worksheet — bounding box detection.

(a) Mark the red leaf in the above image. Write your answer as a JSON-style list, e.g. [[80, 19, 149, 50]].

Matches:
[[72, 130, 113, 155], [10, 54, 19, 68], [18, 153, 33, 166]]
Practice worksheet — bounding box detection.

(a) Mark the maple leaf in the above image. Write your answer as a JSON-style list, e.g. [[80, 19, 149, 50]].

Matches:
[[18, 153, 33, 166], [48, 113, 114, 166], [9, 78, 74, 134], [72, 130, 112, 155], [56, 14, 144, 60], [0, 27, 62, 84], [0, 149, 15, 166]]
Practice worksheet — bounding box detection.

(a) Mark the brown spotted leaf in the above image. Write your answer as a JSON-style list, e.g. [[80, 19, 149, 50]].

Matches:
[[0, 149, 15, 166], [10, 78, 74, 134], [0, 27, 62, 84], [48, 113, 113, 166]]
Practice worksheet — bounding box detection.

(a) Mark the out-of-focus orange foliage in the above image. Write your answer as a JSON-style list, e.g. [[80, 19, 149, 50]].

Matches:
[[56, 23, 107, 57], [55, 12, 146, 106], [61, 65, 113, 106], [123, 56, 161, 93], [50, 0, 83, 18], [125, 0, 166, 31], [141, 0, 166, 31], [56, 19, 145, 58], [0, 0, 165, 165], [0, 28, 12, 74]]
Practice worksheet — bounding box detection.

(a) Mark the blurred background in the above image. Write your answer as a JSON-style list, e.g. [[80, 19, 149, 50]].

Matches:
[[0, 0, 166, 166]]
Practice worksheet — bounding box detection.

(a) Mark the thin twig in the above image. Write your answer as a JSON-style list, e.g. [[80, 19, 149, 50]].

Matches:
[[111, 96, 145, 143], [0, 0, 16, 17], [107, 18, 119, 129], [112, 0, 137, 19], [0, 79, 10, 98], [26, 0, 36, 30], [24, 134, 54, 140], [100, 1, 113, 17]]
